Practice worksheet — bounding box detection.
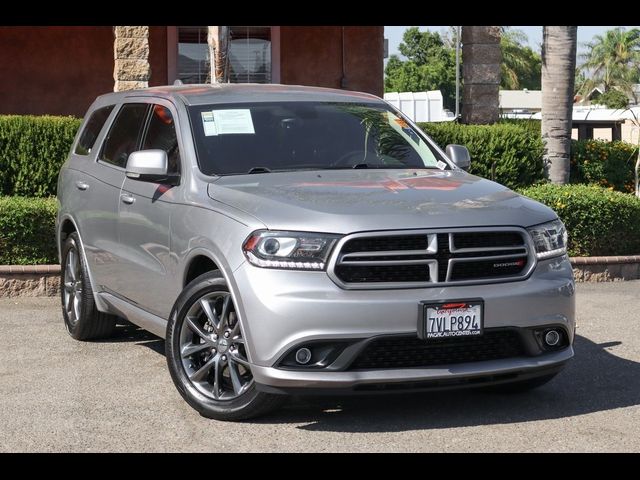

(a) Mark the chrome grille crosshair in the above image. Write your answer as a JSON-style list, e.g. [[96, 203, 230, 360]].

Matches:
[[327, 227, 536, 289]]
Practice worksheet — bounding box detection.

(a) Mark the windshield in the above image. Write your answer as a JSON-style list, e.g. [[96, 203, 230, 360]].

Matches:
[[187, 101, 448, 175]]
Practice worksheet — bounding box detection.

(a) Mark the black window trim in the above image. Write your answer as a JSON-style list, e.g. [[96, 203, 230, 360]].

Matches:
[[138, 103, 183, 178], [97, 102, 150, 171], [74, 104, 116, 157]]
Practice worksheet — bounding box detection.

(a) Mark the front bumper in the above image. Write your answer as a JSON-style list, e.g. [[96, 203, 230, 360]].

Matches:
[[229, 255, 575, 389]]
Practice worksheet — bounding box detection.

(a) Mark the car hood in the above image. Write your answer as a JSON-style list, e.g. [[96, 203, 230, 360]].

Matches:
[[207, 169, 556, 233]]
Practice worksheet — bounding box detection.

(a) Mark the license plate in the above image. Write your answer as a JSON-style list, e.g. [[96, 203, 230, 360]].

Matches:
[[422, 300, 483, 339]]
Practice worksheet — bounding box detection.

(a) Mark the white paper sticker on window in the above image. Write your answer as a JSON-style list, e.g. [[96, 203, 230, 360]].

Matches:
[[201, 111, 218, 136], [436, 160, 448, 170], [212, 109, 255, 134]]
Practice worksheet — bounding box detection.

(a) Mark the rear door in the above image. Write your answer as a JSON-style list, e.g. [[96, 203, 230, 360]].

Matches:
[[116, 100, 183, 318]]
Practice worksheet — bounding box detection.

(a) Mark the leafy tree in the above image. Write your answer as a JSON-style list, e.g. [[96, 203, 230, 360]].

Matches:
[[500, 28, 542, 90], [593, 88, 629, 109], [384, 28, 457, 110], [579, 27, 640, 103]]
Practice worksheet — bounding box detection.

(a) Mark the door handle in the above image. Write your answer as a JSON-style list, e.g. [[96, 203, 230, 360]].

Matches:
[[75, 181, 89, 191], [120, 194, 135, 205]]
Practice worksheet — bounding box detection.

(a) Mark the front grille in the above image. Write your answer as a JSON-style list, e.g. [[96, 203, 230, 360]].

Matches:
[[329, 228, 532, 288], [453, 231, 523, 249], [334, 264, 430, 283], [341, 235, 429, 253], [450, 257, 527, 281], [349, 330, 525, 370]]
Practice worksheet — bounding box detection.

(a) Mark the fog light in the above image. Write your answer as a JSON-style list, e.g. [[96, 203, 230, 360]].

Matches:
[[544, 330, 561, 347], [295, 348, 312, 365]]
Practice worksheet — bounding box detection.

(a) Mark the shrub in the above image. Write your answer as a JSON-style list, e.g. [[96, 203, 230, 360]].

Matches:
[[0, 115, 81, 197], [519, 184, 640, 257], [570, 139, 638, 194], [0, 196, 58, 265], [498, 118, 541, 136], [419, 122, 545, 189]]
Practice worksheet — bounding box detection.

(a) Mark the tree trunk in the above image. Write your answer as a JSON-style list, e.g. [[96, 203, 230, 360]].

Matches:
[[542, 26, 578, 184], [461, 26, 501, 124], [208, 26, 228, 83], [113, 26, 150, 91]]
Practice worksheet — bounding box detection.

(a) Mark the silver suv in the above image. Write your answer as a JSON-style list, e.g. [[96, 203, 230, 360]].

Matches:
[[57, 84, 575, 420]]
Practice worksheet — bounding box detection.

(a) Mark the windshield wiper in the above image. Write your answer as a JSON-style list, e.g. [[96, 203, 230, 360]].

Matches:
[[247, 167, 272, 174], [352, 163, 371, 169]]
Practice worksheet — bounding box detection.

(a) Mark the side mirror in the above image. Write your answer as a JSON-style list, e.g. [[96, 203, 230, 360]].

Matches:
[[126, 150, 178, 185], [446, 144, 471, 170]]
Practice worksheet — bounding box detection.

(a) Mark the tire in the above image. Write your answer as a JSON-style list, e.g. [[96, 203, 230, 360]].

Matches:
[[60, 232, 117, 340], [166, 271, 286, 421], [481, 373, 558, 394]]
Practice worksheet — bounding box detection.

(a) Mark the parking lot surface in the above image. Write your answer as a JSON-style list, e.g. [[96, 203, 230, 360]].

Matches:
[[1, 281, 639, 452]]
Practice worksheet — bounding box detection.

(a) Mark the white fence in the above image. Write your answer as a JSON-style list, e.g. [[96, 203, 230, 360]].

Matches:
[[383, 91, 455, 123]]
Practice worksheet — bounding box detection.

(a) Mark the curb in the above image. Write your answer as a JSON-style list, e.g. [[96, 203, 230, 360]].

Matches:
[[1, 257, 639, 298]]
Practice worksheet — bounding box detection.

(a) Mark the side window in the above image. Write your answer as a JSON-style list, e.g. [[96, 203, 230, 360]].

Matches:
[[100, 103, 149, 168], [75, 105, 115, 155], [142, 105, 181, 174]]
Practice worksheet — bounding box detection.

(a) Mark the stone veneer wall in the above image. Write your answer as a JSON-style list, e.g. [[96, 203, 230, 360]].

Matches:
[[461, 26, 502, 124], [0, 266, 61, 297], [113, 26, 150, 91]]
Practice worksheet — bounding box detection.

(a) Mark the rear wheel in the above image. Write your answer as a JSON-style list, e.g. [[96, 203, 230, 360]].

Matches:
[[166, 271, 286, 421], [60, 232, 116, 340]]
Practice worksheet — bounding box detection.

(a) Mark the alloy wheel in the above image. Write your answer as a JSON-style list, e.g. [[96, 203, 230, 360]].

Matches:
[[178, 292, 253, 400], [63, 247, 83, 326]]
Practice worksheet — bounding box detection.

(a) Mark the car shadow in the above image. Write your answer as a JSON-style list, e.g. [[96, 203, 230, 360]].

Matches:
[[97, 323, 166, 355], [256, 335, 640, 431], [101, 328, 640, 431]]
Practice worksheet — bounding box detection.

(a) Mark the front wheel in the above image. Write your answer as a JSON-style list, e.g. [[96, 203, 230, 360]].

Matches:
[[166, 271, 286, 421]]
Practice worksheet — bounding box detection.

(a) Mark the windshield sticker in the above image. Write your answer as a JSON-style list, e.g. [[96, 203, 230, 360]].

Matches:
[[201, 111, 218, 136], [212, 109, 255, 134], [436, 160, 448, 170]]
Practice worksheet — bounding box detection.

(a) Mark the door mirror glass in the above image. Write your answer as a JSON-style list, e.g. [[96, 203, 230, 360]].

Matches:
[[445, 144, 471, 170]]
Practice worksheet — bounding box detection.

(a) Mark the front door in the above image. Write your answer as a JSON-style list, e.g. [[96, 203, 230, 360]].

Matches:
[[117, 102, 183, 318]]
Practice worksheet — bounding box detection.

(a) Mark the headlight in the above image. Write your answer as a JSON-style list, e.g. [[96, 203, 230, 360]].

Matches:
[[242, 230, 340, 270], [527, 219, 568, 260]]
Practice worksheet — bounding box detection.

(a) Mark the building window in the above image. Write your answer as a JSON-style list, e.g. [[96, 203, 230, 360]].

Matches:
[[176, 26, 272, 84], [177, 27, 210, 84], [228, 26, 272, 84]]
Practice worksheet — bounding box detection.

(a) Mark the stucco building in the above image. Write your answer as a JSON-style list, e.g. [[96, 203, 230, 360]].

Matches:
[[0, 26, 384, 116]]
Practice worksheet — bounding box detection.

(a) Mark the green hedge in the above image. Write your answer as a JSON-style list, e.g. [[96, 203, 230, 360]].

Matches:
[[570, 139, 639, 194], [519, 184, 640, 257], [0, 196, 58, 265], [0, 115, 81, 197], [419, 122, 546, 189]]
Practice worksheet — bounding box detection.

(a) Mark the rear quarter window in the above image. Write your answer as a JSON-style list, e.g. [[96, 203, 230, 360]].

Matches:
[[75, 105, 115, 155]]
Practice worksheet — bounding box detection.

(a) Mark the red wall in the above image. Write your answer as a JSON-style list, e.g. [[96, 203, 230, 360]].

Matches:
[[0, 27, 114, 116], [149, 26, 168, 87], [280, 26, 383, 97], [0, 26, 169, 117]]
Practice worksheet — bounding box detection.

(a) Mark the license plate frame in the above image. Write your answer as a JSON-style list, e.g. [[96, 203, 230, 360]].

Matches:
[[419, 298, 484, 340]]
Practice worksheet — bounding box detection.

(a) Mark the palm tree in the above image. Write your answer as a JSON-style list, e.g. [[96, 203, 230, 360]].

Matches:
[[207, 26, 229, 83], [500, 28, 542, 90], [579, 27, 640, 103], [542, 26, 578, 184], [461, 26, 502, 124]]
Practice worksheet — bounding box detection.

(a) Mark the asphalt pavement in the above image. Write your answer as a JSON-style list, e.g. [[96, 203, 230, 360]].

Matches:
[[1, 281, 639, 452]]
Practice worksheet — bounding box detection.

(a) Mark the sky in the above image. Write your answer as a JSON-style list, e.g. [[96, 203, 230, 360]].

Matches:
[[384, 26, 640, 60]]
